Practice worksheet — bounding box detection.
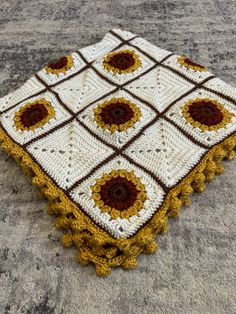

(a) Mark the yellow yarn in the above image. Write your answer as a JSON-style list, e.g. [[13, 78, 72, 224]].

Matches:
[[143, 241, 158, 254], [77, 249, 90, 266], [168, 198, 182, 218], [61, 234, 73, 248], [122, 257, 137, 270], [204, 159, 217, 181], [0, 126, 235, 276], [95, 263, 111, 276]]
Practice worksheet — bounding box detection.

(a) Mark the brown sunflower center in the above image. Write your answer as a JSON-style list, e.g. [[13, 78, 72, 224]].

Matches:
[[188, 100, 224, 126], [20, 103, 48, 128], [100, 102, 134, 125], [183, 57, 205, 69], [100, 177, 139, 211], [111, 107, 125, 118], [48, 56, 68, 70], [109, 183, 128, 201], [107, 52, 136, 71]]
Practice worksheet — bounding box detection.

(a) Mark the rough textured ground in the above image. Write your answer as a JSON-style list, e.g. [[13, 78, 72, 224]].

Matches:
[[0, 1, 236, 314]]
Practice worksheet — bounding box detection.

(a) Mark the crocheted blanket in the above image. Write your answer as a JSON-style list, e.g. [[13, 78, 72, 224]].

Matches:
[[0, 28, 235, 276]]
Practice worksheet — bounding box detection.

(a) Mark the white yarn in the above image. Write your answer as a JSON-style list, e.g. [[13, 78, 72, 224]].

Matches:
[[1, 28, 236, 238]]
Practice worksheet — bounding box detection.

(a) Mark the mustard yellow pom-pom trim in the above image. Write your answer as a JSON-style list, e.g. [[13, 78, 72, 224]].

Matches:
[[13, 98, 55, 131], [93, 97, 142, 133], [177, 55, 207, 72], [182, 98, 235, 132], [0, 126, 235, 276], [44, 55, 74, 75], [91, 169, 147, 219], [102, 49, 142, 74]]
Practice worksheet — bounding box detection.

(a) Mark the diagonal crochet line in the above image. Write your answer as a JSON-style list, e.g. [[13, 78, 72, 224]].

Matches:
[[19, 50, 217, 199], [2, 29, 235, 117], [15, 81, 169, 192], [110, 29, 236, 106], [51, 81, 216, 195], [34, 74, 75, 116], [2, 29, 235, 200], [23, 64, 215, 192], [0, 33, 121, 115], [64, 118, 170, 194], [0, 88, 47, 115], [61, 79, 214, 192], [1, 119, 236, 241], [1, 30, 236, 273], [22, 50, 174, 147]]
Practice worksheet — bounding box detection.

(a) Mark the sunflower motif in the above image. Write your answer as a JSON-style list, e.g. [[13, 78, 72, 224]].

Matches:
[[91, 169, 147, 219], [177, 55, 206, 72], [45, 55, 74, 75], [93, 97, 142, 133], [182, 98, 234, 131], [14, 98, 55, 131], [103, 49, 142, 74]]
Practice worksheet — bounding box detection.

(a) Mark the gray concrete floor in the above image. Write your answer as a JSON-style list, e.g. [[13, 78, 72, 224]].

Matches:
[[0, 1, 235, 313]]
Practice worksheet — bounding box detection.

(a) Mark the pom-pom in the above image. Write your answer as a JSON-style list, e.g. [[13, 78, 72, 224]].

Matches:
[[95, 264, 111, 276], [122, 257, 137, 269], [61, 234, 73, 247], [77, 250, 90, 266], [143, 241, 158, 253], [168, 198, 182, 217]]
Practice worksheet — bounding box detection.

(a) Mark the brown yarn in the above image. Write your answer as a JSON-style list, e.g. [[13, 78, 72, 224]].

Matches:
[[100, 101, 134, 125], [99, 177, 139, 211], [188, 100, 224, 126], [107, 52, 136, 71], [20, 103, 48, 128], [47, 56, 68, 70]]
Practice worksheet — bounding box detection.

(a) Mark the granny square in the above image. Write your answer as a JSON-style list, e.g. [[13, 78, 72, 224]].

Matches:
[[0, 28, 236, 276]]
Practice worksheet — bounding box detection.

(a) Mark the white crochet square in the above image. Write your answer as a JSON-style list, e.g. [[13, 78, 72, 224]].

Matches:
[[69, 155, 165, 238], [125, 66, 194, 112], [204, 77, 236, 100], [1, 28, 235, 243], [0, 76, 45, 113], [0, 91, 72, 146], [77, 89, 156, 148], [79, 31, 122, 62], [52, 68, 115, 113], [92, 44, 156, 85], [111, 28, 138, 41], [165, 88, 236, 147], [27, 119, 113, 190], [162, 54, 213, 83], [129, 36, 171, 62], [125, 118, 207, 187], [37, 52, 86, 86]]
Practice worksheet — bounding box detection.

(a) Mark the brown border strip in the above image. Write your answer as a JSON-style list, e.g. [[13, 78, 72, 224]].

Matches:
[[163, 117, 209, 149], [35, 73, 75, 116], [1, 34, 226, 202], [1, 118, 236, 240], [0, 32, 235, 223], [22, 116, 75, 149], [0, 31, 122, 115], [22, 46, 174, 148], [65, 116, 169, 193], [22, 86, 118, 147], [160, 75, 215, 116], [2, 29, 235, 120], [0, 88, 47, 114], [22, 68, 212, 190], [109, 29, 236, 109]]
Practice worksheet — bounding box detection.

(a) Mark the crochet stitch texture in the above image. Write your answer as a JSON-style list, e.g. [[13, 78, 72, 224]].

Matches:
[[0, 28, 236, 276]]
